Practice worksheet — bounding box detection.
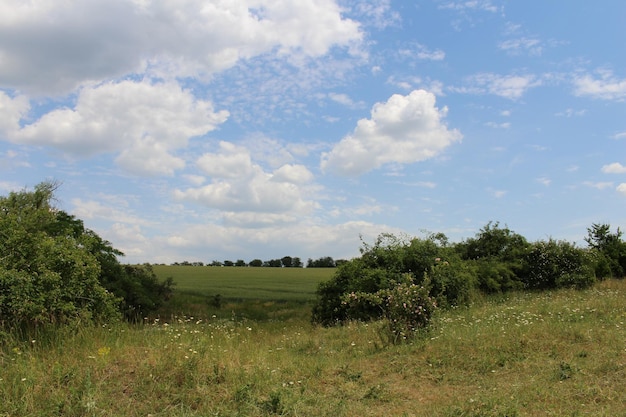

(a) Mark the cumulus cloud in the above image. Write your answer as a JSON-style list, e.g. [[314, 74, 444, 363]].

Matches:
[[0, 91, 29, 136], [0, 0, 362, 95], [10, 80, 228, 176], [618, 183, 626, 196], [602, 162, 626, 174], [321, 89, 462, 176], [573, 70, 626, 100], [175, 142, 318, 222]]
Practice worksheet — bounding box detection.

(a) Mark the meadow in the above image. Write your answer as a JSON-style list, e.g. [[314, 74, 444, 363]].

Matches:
[[1, 267, 625, 416]]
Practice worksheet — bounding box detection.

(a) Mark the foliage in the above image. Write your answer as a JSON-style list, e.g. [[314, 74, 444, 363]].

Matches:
[[342, 274, 437, 344], [0, 182, 120, 327], [585, 223, 626, 278], [425, 258, 477, 308], [311, 233, 456, 326], [0, 182, 173, 327], [520, 239, 596, 290]]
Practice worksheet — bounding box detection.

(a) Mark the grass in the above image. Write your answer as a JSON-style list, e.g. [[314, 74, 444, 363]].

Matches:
[[152, 265, 335, 320], [1, 277, 626, 416], [153, 265, 334, 301]]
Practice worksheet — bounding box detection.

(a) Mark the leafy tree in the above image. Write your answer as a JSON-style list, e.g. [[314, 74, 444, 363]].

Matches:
[[235, 259, 247, 267], [585, 223, 626, 278], [281, 256, 293, 268], [0, 182, 174, 326], [248, 259, 263, 267], [292, 257, 303, 268], [223, 260, 234, 267], [0, 182, 119, 327], [307, 256, 336, 268]]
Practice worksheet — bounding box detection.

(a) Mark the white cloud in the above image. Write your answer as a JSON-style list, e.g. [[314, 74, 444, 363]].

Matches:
[[536, 177, 551, 186], [458, 73, 541, 100], [602, 162, 626, 174], [611, 132, 626, 140], [485, 121, 511, 129], [0, 91, 29, 136], [583, 181, 614, 190], [10, 80, 228, 176], [573, 70, 626, 100], [398, 43, 445, 61], [71, 198, 150, 226], [321, 89, 462, 176], [438, 1, 501, 13], [498, 37, 542, 56], [175, 142, 318, 220], [618, 183, 626, 196], [0, 0, 362, 95]]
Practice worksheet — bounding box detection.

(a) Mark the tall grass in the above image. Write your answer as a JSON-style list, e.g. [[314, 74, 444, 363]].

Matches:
[[1, 280, 625, 416]]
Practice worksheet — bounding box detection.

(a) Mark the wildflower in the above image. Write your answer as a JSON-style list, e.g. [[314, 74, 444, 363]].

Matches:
[[97, 347, 111, 357]]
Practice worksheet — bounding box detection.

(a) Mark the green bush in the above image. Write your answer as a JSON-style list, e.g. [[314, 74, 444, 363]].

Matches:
[[342, 275, 437, 344], [0, 182, 173, 328], [425, 258, 476, 308], [0, 183, 120, 328], [520, 239, 596, 290]]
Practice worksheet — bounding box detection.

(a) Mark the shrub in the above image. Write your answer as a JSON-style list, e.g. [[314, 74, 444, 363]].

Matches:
[[425, 258, 477, 308], [342, 275, 437, 344], [520, 239, 596, 290]]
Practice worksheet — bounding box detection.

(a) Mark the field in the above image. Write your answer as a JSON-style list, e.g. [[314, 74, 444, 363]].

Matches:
[[1, 269, 626, 416], [152, 265, 335, 302]]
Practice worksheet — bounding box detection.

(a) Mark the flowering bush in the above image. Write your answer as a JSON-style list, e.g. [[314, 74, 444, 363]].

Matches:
[[342, 275, 437, 344]]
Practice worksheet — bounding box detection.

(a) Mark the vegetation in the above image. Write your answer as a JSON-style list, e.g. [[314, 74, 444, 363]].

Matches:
[[0, 182, 173, 328], [1, 279, 625, 416], [311, 222, 623, 342]]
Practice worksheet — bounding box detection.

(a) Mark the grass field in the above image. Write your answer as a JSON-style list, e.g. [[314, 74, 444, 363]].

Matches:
[[2, 272, 626, 416], [152, 265, 336, 320], [153, 265, 335, 301]]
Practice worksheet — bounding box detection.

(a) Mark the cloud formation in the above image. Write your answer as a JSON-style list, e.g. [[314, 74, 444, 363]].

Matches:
[[175, 141, 318, 223], [9, 80, 229, 176], [0, 0, 362, 95], [573, 70, 626, 100], [321, 90, 462, 176]]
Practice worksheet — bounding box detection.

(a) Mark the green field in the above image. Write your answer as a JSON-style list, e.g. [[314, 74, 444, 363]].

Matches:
[[153, 265, 335, 301]]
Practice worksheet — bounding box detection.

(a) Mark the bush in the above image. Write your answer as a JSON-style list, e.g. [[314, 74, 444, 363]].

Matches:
[[342, 275, 437, 344], [425, 258, 476, 308], [520, 240, 596, 290]]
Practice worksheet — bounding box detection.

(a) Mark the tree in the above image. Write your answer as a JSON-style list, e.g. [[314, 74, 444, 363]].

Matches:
[[0, 182, 119, 327], [585, 223, 626, 278], [0, 182, 174, 326], [235, 259, 247, 267], [281, 256, 293, 268], [249, 259, 263, 267]]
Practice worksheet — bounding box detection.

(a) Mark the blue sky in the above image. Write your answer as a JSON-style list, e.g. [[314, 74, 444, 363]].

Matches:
[[1, 0, 625, 264]]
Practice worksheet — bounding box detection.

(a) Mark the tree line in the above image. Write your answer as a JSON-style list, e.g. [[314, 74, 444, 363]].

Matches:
[[171, 256, 348, 268]]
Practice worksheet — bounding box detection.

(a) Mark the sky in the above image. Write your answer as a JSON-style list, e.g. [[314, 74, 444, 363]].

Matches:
[[1, 0, 625, 264]]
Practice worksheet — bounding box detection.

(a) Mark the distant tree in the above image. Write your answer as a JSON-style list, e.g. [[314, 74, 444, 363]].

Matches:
[[210, 260, 223, 267], [265, 259, 282, 267], [292, 257, 303, 268], [223, 260, 234, 267], [235, 259, 247, 267], [281, 256, 293, 268], [249, 259, 263, 267], [307, 256, 336, 268]]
